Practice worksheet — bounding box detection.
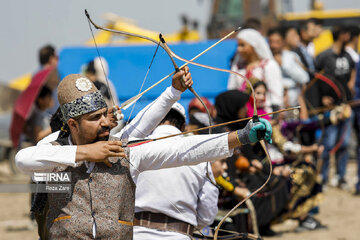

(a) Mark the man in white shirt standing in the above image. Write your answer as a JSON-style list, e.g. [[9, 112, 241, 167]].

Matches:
[[16, 71, 272, 239], [268, 27, 309, 107], [134, 102, 218, 240]]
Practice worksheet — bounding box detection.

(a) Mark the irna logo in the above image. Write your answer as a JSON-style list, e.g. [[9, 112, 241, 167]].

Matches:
[[32, 172, 71, 182]]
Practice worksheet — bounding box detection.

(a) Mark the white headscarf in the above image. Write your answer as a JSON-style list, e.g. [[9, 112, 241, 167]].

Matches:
[[94, 57, 109, 83], [236, 29, 273, 60]]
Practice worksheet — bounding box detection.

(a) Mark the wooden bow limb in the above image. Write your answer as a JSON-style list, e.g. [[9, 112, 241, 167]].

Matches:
[[158, 34, 213, 134], [119, 28, 241, 110], [86, 10, 225, 136], [158, 36, 257, 115]]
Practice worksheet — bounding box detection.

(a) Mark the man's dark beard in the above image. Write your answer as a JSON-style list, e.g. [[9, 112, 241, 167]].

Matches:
[[94, 126, 110, 142]]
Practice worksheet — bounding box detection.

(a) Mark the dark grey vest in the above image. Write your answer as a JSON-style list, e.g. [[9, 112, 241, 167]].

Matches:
[[47, 138, 136, 240]]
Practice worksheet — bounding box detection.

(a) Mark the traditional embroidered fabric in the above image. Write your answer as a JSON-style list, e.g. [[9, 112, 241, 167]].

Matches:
[[60, 91, 107, 121], [47, 138, 135, 239]]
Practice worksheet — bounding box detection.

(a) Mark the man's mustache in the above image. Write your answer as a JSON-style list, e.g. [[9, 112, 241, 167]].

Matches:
[[97, 126, 110, 134]]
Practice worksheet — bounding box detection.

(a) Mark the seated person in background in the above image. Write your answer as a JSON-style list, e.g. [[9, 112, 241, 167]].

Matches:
[[244, 78, 270, 121], [187, 97, 216, 133]]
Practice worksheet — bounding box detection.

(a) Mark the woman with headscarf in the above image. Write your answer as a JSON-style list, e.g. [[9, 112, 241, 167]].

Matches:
[[214, 90, 289, 237], [215, 90, 250, 132], [227, 28, 284, 112]]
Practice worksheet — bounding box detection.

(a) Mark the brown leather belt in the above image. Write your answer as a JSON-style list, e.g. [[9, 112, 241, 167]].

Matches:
[[134, 211, 194, 236]]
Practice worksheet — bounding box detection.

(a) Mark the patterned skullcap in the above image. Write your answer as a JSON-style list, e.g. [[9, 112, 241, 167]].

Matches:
[[58, 74, 107, 121]]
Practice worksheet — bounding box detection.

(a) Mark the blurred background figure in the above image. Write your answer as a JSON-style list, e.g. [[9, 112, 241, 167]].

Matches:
[[345, 25, 360, 64], [187, 96, 216, 133], [315, 25, 355, 188], [306, 18, 324, 57], [22, 85, 53, 145], [37, 45, 60, 115], [268, 27, 309, 107], [38, 45, 58, 70], [92, 57, 119, 107], [244, 78, 270, 120], [84, 59, 113, 107], [228, 28, 284, 113], [293, 19, 317, 76], [283, 26, 301, 51]]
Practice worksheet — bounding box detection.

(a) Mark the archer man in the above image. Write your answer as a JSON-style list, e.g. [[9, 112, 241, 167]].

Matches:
[[16, 71, 272, 239]]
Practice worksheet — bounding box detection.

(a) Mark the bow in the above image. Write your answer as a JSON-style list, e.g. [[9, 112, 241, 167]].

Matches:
[[85, 10, 243, 188], [300, 72, 347, 155], [85, 10, 215, 133], [85, 10, 241, 238], [86, 11, 272, 239], [118, 30, 241, 110]]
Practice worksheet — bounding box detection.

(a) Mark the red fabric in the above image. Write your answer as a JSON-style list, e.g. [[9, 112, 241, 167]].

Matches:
[[188, 97, 215, 116], [246, 101, 270, 120], [238, 59, 269, 91], [10, 67, 54, 147], [128, 139, 153, 148]]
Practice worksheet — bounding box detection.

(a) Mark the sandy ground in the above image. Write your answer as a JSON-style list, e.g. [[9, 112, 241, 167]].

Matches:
[[0, 159, 359, 240]]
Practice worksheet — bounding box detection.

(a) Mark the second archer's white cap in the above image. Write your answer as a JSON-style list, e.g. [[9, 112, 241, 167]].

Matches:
[[171, 102, 186, 121]]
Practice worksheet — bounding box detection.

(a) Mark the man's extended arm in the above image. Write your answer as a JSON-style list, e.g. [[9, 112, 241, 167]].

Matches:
[[116, 67, 193, 139], [132, 118, 272, 172], [15, 132, 125, 174], [16, 119, 272, 175]]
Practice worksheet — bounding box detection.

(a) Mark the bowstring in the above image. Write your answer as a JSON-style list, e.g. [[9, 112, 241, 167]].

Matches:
[[86, 17, 116, 107], [125, 41, 161, 126]]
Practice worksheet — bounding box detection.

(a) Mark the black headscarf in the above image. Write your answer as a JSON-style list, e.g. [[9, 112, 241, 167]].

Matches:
[[215, 90, 249, 131]]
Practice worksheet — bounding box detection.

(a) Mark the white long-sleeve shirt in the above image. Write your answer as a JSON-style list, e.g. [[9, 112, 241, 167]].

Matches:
[[16, 131, 231, 176], [134, 125, 219, 240], [227, 59, 284, 109], [16, 83, 233, 175], [16, 85, 181, 174]]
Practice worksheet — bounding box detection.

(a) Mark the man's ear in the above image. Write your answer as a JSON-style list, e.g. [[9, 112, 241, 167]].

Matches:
[[67, 118, 79, 133]]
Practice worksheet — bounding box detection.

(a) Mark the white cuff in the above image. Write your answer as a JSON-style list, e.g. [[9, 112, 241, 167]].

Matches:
[[168, 86, 182, 100]]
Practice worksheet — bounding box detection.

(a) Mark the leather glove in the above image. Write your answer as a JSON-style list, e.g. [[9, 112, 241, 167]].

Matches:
[[236, 118, 272, 145]]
